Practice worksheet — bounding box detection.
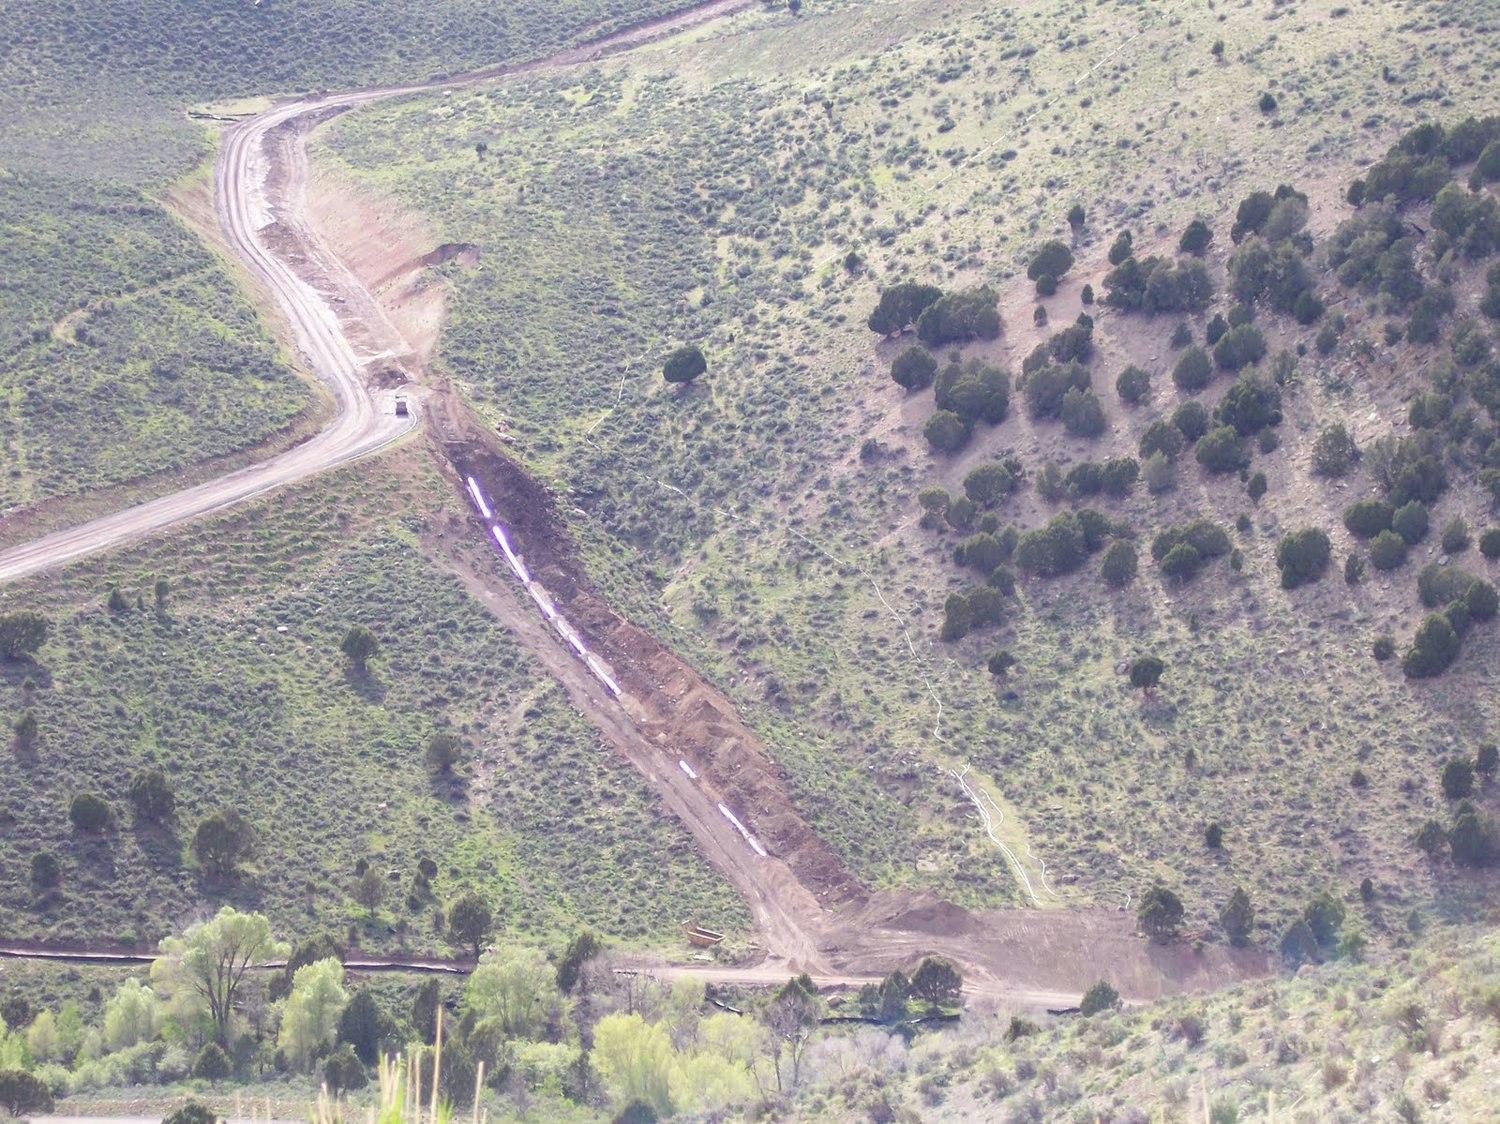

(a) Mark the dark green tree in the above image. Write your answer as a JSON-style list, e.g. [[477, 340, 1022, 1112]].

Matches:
[[939, 593, 972, 642], [69, 793, 111, 833], [1027, 241, 1075, 283], [340, 625, 380, 672], [162, 1102, 216, 1124], [916, 287, 1002, 345], [1079, 980, 1120, 1016], [324, 1043, 368, 1093], [1220, 888, 1254, 947], [1303, 890, 1346, 946], [447, 893, 494, 958], [1139, 419, 1186, 462], [29, 852, 60, 892], [1128, 656, 1165, 697], [910, 957, 963, 1007], [662, 345, 706, 385], [890, 346, 938, 391], [337, 990, 393, 1066], [876, 970, 910, 1023], [1343, 498, 1394, 538], [129, 769, 176, 824], [1402, 614, 1461, 679], [410, 979, 442, 1046], [923, 409, 970, 453], [1137, 886, 1184, 941], [556, 930, 604, 994], [1179, 219, 1213, 256], [0, 612, 48, 661], [424, 732, 463, 774], [1391, 501, 1429, 545], [867, 283, 943, 335], [1172, 346, 1212, 391], [1279, 919, 1318, 967], [1442, 758, 1475, 800], [192, 1041, 232, 1082], [0, 1070, 53, 1117], [987, 650, 1017, 678], [1275, 528, 1331, 589], [1477, 744, 1499, 779], [1195, 427, 1250, 474], [193, 809, 255, 877], [1368, 530, 1408, 571], [1160, 542, 1203, 582], [1100, 540, 1138, 589], [1116, 365, 1151, 405]]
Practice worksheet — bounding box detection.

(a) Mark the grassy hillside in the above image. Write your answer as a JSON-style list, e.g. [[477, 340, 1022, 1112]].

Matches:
[[0, 449, 745, 949], [0, 173, 311, 512], [782, 923, 1500, 1122], [0, 0, 711, 515], [0, 0, 695, 106], [316, 0, 1500, 932]]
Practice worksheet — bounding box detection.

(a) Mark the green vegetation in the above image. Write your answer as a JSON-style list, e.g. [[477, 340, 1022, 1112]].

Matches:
[[0, 175, 310, 510], [0, 457, 743, 946]]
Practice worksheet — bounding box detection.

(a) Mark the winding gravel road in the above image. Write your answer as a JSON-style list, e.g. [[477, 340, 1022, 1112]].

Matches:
[[0, 98, 416, 585]]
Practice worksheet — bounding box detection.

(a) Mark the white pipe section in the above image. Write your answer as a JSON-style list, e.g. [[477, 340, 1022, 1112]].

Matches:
[[489, 525, 530, 584], [554, 618, 588, 657], [718, 802, 768, 858], [527, 584, 558, 620], [679, 759, 699, 780], [465, 476, 493, 520], [586, 653, 622, 697]]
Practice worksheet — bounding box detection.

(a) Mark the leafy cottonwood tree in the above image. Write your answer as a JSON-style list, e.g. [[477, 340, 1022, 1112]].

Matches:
[[278, 957, 348, 1071], [152, 907, 287, 1045], [464, 947, 557, 1040], [103, 978, 158, 1050]]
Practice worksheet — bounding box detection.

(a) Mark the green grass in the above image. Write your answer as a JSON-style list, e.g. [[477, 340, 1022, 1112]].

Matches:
[[313, 0, 1500, 925], [0, 450, 745, 950], [0, 172, 314, 509]]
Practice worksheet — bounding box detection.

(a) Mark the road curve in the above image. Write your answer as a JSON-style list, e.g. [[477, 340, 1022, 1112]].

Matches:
[[0, 0, 760, 587], [0, 97, 416, 586]]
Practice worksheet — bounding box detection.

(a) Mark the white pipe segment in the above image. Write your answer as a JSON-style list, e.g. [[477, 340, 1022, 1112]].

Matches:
[[718, 803, 768, 857], [466, 476, 493, 519], [489, 525, 531, 584]]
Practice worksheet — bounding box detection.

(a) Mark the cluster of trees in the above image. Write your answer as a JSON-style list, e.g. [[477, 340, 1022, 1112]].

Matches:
[[923, 358, 1011, 452], [1400, 565, 1498, 678], [1348, 115, 1500, 207], [1102, 252, 1214, 314], [1015, 508, 1123, 579], [869, 282, 1001, 345], [1278, 889, 1361, 968], [0, 906, 970, 1119], [1150, 519, 1231, 583], [1417, 746, 1499, 866]]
